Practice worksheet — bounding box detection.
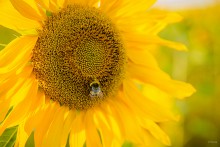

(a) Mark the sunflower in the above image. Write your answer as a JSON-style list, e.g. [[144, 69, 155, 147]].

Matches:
[[0, 0, 195, 146]]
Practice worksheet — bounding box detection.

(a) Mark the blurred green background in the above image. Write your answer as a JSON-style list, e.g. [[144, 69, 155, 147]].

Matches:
[[0, 2, 219, 147], [157, 3, 220, 147]]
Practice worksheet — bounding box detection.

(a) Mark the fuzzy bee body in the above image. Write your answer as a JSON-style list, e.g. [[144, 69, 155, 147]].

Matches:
[[89, 79, 103, 98]]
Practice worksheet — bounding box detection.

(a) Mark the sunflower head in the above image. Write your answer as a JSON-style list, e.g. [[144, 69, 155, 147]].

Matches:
[[0, 0, 195, 146], [32, 4, 126, 110]]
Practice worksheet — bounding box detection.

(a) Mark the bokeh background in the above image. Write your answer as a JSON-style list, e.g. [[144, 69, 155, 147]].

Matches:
[[154, 0, 220, 147], [0, 0, 219, 147]]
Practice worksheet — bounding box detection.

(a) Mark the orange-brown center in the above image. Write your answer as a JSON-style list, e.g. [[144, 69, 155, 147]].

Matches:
[[32, 4, 126, 110]]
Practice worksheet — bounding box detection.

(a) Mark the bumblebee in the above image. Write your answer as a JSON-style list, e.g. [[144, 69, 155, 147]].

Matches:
[[89, 79, 103, 98]]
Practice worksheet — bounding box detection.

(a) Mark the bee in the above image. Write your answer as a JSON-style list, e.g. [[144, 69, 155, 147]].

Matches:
[[89, 79, 103, 98]]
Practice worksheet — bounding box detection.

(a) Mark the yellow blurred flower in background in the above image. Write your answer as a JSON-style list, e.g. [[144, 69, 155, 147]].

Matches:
[[0, 0, 195, 146]]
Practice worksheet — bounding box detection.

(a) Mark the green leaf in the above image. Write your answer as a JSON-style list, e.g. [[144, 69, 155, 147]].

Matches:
[[0, 25, 21, 51], [0, 126, 18, 147], [122, 141, 134, 147], [25, 131, 35, 147]]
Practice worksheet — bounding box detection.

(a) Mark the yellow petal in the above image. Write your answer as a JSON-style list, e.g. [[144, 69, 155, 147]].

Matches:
[[152, 36, 187, 51], [0, 1, 41, 32], [69, 129, 86, 147], [112, 99, 144, 144], [10, 0, 46, 21], [42, 106, 67, 147], [118, 0, 156, 17], [138, 10, 183, 35], [1, 66, 33, 111], [125, 32, 187, 51], [85, 110, 102, 147], [53, 0, 68, 8], [128, 63, 196, 99], [127, 48, 160, 70], [99, 101, 124, 141], [35, 0, 52, 11], [0, 78, 38, 135], [68, 0, 99, 6], [112, 139, 124, 147], [0, 79, 26, 112], [24, 103, 46, 135], [149, 10, 183, 24], [0, 65, 33, 94], [35, 0, 67, 12], [9, 77, 37, 107], [153, 13, 182, 34], [0, 36, 38, 75], [55, 0, 68, 8], [0, 98, 10, 123], [60, 110, 76, 147], [99, 0, 122, 17], [140, 119, 171, 146], [71, 112, 85, 133], [141, 83, 174, 109], [47, 0, 69, 12], [14, 123, 29, 147], [95, 113, 113, 147], [123, 79, 178, 121], [98, 128, 113, 147], [29, 89, 45, 112], [4, 75, 40, 116], [34, 103, 57, 147], [100, 0, 156, 18]]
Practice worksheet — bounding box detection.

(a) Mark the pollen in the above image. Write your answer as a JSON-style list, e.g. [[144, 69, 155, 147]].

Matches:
[[31, 4, 126, 110]]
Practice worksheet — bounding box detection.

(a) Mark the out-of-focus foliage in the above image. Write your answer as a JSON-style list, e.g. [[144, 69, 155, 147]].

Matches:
[[0, 26, 20, 50], [157, 4, 220, 147], [0, 126, 17, 147]]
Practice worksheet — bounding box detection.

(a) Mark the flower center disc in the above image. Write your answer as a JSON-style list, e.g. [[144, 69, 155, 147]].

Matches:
[[32, 5, 126, 110]]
